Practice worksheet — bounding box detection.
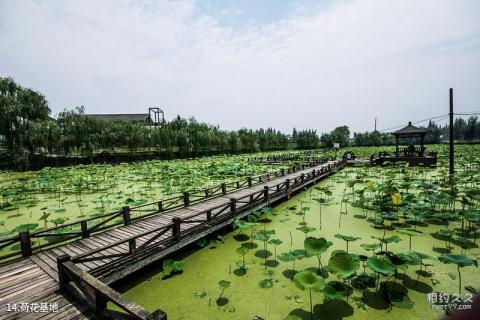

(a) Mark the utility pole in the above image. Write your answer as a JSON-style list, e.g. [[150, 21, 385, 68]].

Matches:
[[374, 118, 377, 132], [449, 88, 454, 175]]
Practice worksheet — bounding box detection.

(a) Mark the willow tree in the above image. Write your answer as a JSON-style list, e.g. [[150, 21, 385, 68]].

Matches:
[[0, 77, 51, 168]]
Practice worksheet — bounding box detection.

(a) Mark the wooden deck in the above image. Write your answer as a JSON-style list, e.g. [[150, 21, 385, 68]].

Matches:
[[0, 159, 345, 320], [370, 151, 437, 166]]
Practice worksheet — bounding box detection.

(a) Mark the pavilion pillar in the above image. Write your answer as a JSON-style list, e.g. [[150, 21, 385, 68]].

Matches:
[[395, 136, 399, 156], [420, 135, 425, 156]]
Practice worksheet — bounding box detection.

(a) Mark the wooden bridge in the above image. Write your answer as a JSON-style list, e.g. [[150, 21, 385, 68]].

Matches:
[[0, 158, 346, 320]]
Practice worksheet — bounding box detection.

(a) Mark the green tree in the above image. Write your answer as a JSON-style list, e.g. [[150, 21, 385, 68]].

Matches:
[[0, 77, 51, 167]]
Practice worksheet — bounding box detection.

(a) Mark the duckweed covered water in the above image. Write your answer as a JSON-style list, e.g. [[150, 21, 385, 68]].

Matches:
[[115, 165, 479, 320]]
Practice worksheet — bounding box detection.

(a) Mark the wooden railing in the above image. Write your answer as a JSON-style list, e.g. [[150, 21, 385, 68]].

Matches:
[[57, 255, 167, 320], [65, 159, 347, 277], [250, 155, 332, 164], [0, 157, 334, 262], [55, 158, 346, 319]]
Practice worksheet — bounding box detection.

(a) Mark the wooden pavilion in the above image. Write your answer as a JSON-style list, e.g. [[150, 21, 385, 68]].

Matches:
[[370, 122, 437, 166]]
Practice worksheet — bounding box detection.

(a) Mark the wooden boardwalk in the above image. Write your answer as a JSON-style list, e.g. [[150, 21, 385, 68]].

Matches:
[[0, 159, 345, 320]]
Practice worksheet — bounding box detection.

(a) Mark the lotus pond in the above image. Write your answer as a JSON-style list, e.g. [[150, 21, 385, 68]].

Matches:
[[113, 149, 480, 320], [0, 153, 312, 239]]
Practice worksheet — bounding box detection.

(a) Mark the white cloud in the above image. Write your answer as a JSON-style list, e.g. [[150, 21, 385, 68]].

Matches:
[[0, 0, 479, 133]]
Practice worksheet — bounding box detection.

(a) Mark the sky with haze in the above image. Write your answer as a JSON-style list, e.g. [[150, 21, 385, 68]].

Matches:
[[1, 0, 479, 134]]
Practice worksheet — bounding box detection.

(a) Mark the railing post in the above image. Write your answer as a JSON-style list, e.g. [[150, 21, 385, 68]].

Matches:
[[281, 168, 285, 176], [301, 173, 305, 182], [221, 183, 227, 195], [157, 201, 163, 212], [129, 239, 136, 254], [147, 310, 168, 320], [81, 221, 89, 239], [57, 254, 71, 292], [230, 198, 237, 218], [172, 217, 181, 241], [19, 231, 32, 257], [247, 177, 253, 187], [205, 189, 209, 198], [206, 210, 212, 222], [122, 206, 131, 226], [264, 186, 269, 202], [95, 290, 107, 315], [183, 192, 190, 207]]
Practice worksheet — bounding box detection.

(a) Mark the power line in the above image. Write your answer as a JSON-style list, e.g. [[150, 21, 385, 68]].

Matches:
[[455, 112, 480, 116], [456, 109, 480, 114], [377, 111, 480, 133], [379, 114, 448, 132]]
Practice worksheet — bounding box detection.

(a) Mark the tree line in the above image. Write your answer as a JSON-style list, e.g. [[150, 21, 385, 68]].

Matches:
[[353, 119, 480, 146], [2, 76, 479, 169], [1, 77, 290, 168]]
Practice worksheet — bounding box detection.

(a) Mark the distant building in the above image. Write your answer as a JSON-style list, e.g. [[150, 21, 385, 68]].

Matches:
[[84, 108, 164, 125]]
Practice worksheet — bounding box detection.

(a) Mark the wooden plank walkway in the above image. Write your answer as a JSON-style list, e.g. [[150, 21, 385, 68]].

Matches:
[[0, 160, 344, 320]]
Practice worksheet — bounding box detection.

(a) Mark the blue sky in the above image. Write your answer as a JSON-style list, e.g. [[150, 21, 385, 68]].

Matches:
[[196, 0, 328, 26], [0, 0, 479, 133], [198, 0, 293, 25]]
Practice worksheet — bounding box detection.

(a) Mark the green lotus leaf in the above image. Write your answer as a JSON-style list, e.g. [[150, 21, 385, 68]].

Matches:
[[12, 223, 38, 233], [304, 237, 332, 256], [261, 207, 272, 215], [334, 233, 361, 242], [438, 254, 478, 268], [236, 247, 249, 256], [397, 253, 421, 266], [163, 259, 174, 274], [278, 251, 296, 262], [258, 278, 273, 288], [38, 213, 51, 221], [381, 211, 397, 219], [293, 270, 325, 292], [218, 280, 231, 289], [322, 281, 348, 300], [409, 251, 434, 261], [372, 235, 402, 244], [398, 229, 424, 237], [366, 255, 395, 275], [50, 217, 69, 225], [438, 229, 454, 237], [234, 219, 249, 229], [292, 249, 306, 260], [465, 210, 480, 223], [360, 243, 381, 251], [173, 260, 184, 272], [268, 239, 283, 246], [327, 250, 359, 279], [124, 198, 135, 204], [254, 232, 270, 242], [296, 225, 316, 234], [196, 238, 208, 247]]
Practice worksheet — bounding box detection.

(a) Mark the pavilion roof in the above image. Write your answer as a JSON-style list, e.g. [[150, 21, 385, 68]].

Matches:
[[393, 122, 430, 137]]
